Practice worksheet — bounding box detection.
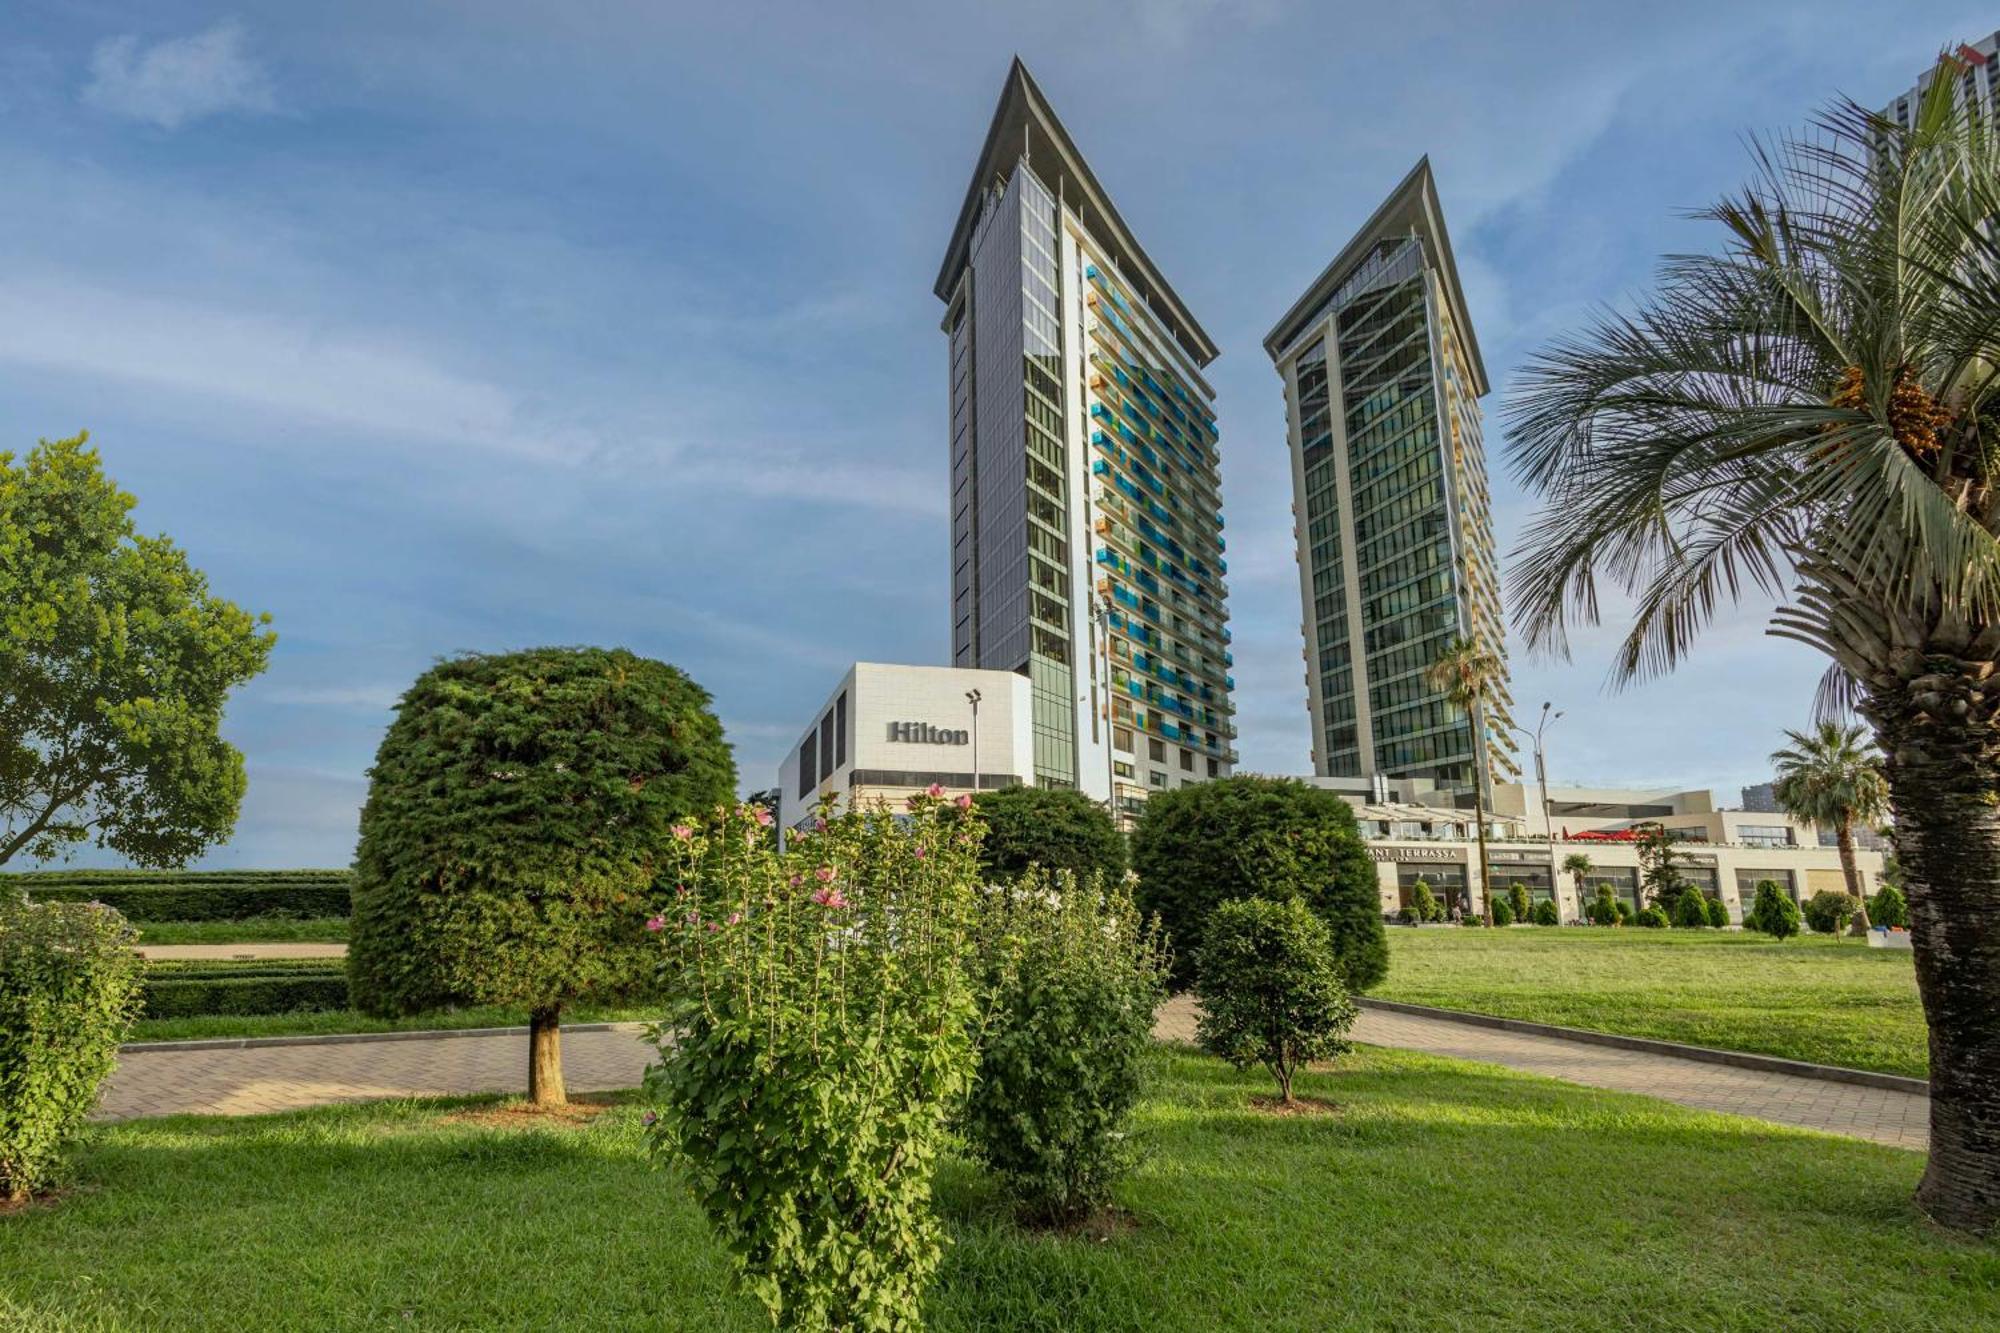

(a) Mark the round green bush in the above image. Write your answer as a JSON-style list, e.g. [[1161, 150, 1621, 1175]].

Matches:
[[1705, 896, 1730, 928], [971, 785, 1126, 886], [1614, 899, 1633, 924], [1634, 905, 1671, 929], [1131, 776, 1385, 990], [349, 647, 736, 1101], [1674, 890, 1711, 928], [1803, 890, 1860, 936], [1531, 898, 1560, 926], [1585, 885, 1619, 925], [1869, 882, 1909, 929], [1747, 880, 1802, 939], [1491, 895, 1515, 927], [1194, 896, 1357, 1105]]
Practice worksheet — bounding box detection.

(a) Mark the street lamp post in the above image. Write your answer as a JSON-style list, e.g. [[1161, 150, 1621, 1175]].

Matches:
[[1506, 701, 1565, 919], [965, 689, 982, 796]]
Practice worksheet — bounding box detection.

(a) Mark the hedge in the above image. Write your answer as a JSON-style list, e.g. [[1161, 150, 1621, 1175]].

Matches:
[[140, 960, 350, 1019], [6, 870, 352, 923]]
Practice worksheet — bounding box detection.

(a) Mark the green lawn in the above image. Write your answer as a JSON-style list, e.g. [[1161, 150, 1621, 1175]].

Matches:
[[134, 917, 350, 946], [127, 1001, 661, 1045], [4, 1050, 1992, 1330], [1377, 928, 1927, 1078]]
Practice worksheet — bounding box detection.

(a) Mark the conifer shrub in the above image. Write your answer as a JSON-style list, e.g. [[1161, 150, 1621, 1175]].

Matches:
[[1, 897, 143, 1202], [1869, 883, 1909, 929], [1705, 896, 1730, 929], [1585, 884, 1620, 925], [646, 792, 980, 1328], [1674, 890, 1712, 929], [1634, 905, 1671, 929], [1401, 879, 1442, 925], [1531, 898, 1560, 926], [964, 869, 1168, 1225], [1508, 883, 1532, 924], [1747, 880, 1802, 939], [1491, 896, 1515, 927]]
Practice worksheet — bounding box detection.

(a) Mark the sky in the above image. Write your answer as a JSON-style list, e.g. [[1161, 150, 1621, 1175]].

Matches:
[[1, 1, 1988, 867]]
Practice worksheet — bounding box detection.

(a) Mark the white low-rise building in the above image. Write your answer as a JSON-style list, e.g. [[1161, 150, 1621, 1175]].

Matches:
[[777, 663, 1034, 835]]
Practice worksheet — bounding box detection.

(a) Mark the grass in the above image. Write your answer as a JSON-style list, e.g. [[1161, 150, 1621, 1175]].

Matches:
[[1377, 928, 1927, 1077], [127, 1001, 663, 1044], [134, 918, 349, 946], [3, 1047, 1992, 1330]]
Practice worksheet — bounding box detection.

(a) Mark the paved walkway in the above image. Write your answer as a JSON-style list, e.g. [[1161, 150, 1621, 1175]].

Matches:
[[98, 1002, 1929, 1149], [136, 942, 348, 961]]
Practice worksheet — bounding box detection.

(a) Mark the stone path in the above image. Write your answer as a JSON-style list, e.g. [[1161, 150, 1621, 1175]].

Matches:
[[136, 942, 348, 961], [98, 1002, 1930, 1150]]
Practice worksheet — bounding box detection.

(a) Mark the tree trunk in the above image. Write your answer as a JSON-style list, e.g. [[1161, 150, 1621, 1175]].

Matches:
[[1473, 786, 1494, 927], [1867, 667, 2000, 1232], [528, 1005, 566, 1107], [1838, 820, 1872, 935]]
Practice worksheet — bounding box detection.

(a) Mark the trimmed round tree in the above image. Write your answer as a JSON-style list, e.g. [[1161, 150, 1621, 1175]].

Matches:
[[972, 784, 1126, 885], [1131, 775, 1386, 991], [1195, 896, 1357, 1105], [349, 648, 735, 1104]]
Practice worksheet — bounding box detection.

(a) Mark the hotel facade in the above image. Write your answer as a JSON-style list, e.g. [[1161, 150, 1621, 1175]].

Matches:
[[1264, 160, 1513, 796], [935, 60, 1236, 820]]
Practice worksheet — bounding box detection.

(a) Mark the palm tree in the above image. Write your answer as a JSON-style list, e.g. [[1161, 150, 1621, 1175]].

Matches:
[[1425, 636, 1506, 926], [1502, 61, 2000, 1230], [1561, 851, 1595, 913], [1770, 722, 1890, 933]]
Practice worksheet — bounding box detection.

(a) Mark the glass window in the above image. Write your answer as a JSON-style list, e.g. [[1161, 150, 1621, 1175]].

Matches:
[[819, 711, 836, 782], [797, 734, 817, 800], [834, 692, 847, 767]]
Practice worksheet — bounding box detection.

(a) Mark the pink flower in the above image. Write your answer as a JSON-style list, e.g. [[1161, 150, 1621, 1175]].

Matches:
[[706, 920, 721, 933], [675, 883, 689, 897], [814, 865, 837, 883], [813, 818, 827, 832], [788, 874, 804, 889], [925, 782, 945, 798], [955, 794, 973, 810], [753, 807, 774, 827], [642, 1111, 658, 1127], [684, 911, 700, 926], [645, 914, 666, 932], [726, 911, 743, 926], [811, 886, 850, 909], [914, 847, 927, 860], [672, 825, 693, 842]]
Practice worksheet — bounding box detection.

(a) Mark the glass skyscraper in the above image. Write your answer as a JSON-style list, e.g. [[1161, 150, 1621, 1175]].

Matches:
[[1263, 159, 1513, 794], [936, 60, 1235, 816]]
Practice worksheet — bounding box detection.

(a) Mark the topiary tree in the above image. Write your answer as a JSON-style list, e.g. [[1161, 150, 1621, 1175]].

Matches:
[[1871, 882, 1910, 929], [972, 784, 1126, 886], [1, 895, 143, 1201], [0, 435, 275, 868], [1674, 889, 1712, 929], [1532, 898, 1560, 926], [1195, 897, 1357, 1105], [1491, 895, 1516, 927], [349, 647, 735, 1105], [1508, 882, 1532, 925], [1748, 880, 1802, 939], [1804, 890, 1861, 936], [1131, 776, 1384, 991], [1705, 896, 1730, 929]]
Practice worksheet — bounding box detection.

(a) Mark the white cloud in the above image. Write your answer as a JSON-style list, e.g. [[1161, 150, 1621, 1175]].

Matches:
[[264, 684, 405, 712], [82, 22, 276, 130]]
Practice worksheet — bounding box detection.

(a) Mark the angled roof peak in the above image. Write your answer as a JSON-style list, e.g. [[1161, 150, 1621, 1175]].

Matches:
[[933, 59, 1219, 366]]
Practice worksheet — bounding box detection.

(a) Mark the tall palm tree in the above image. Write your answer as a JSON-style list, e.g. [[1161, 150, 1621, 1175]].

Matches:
[[1502, 60, 2000, 1229], [1426, 635, 1505, 926], [1770, 721, 1890, 932]]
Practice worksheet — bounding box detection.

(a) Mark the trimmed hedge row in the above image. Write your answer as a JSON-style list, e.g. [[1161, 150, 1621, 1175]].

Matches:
[[7, 870, 352, 923], [140, 960, 351, 1019]]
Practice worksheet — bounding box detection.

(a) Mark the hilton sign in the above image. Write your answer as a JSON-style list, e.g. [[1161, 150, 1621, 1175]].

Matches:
[[887, 721, 969, 745]]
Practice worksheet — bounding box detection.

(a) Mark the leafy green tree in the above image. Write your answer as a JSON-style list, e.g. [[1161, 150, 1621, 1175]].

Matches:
[[1771, 722, 1890, 933], [1502, 63, 2000, 1226], [0, 435, 274, 868], [1633, 823, 1686, 910], [1748, 881, 1802, 939], [349, 648, 735, 1105], [1804, 890, 1861, 937], [1195, 897, 1357, 1106], [1424, 636, 1509, 925], [972, 784, 1125, 885], [1131, 776, 1385, 991]]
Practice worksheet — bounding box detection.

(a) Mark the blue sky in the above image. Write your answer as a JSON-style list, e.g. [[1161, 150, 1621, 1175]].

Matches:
[[2, 1, 1986, 866]]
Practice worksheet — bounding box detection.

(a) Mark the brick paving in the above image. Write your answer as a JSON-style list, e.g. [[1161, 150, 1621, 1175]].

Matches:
[[135, 942, 348, 961], [98, 1000, 1929, 1149]]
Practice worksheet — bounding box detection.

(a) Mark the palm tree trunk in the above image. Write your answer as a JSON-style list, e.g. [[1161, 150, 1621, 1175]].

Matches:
[[1868, 670, 2000, 1232], [1838, 819, 1872, 935], [1473, 786, 1494, 927]]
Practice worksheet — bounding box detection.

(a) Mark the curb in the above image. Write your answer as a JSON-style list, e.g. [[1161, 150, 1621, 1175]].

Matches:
[[1357, 998, 1929, 1095], [120, 1021, 651, 1055]]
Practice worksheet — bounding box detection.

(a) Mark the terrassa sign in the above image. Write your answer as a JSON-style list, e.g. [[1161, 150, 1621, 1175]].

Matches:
[[886, 722, 969, 745], [1368, 846, 1463, 862]]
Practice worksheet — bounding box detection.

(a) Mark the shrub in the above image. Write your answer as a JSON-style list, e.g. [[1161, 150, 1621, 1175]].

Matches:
[[1674, 890, 1711, 929], [1402, 879, 1442, 925], [1706, 896, 1731, 928], [9, 870, 352, 921], [349, 648, 735, 1105], [140, 960, 349, 1019], [1804, 890, 1861, 935], [1585, 885, 1619, 926], [1870, 883, 1909, 929], [1634, 905, 1671, 929], [964, 869, 1167, 1225], [1, 896, 143, 1202], [971, 785, 1126, 886], [1531, 898, 1560, 926], [647, 792, 980, 1328], [1747, 880, 1802, 939], [1614, 899, 1632, 924], [1507, 883, 1531, 924], [1195, 897, 1357, 1105], [1131, 776, 1385, 990], [1491, 895, 1515, 927]]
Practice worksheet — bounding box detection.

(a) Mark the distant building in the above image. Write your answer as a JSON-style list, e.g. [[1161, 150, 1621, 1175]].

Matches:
[[1741, 781, 1779, 813], [1263, 160, 1514, 796], [1883, 32, 2000, 131]]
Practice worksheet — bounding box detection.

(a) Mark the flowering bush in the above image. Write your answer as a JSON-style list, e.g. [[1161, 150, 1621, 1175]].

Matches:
[[1, 895, 143, 1201], [1195, 897, 1356, 1105], [643, 791, 981, 1330], [964, 869, 1168, 1225]]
